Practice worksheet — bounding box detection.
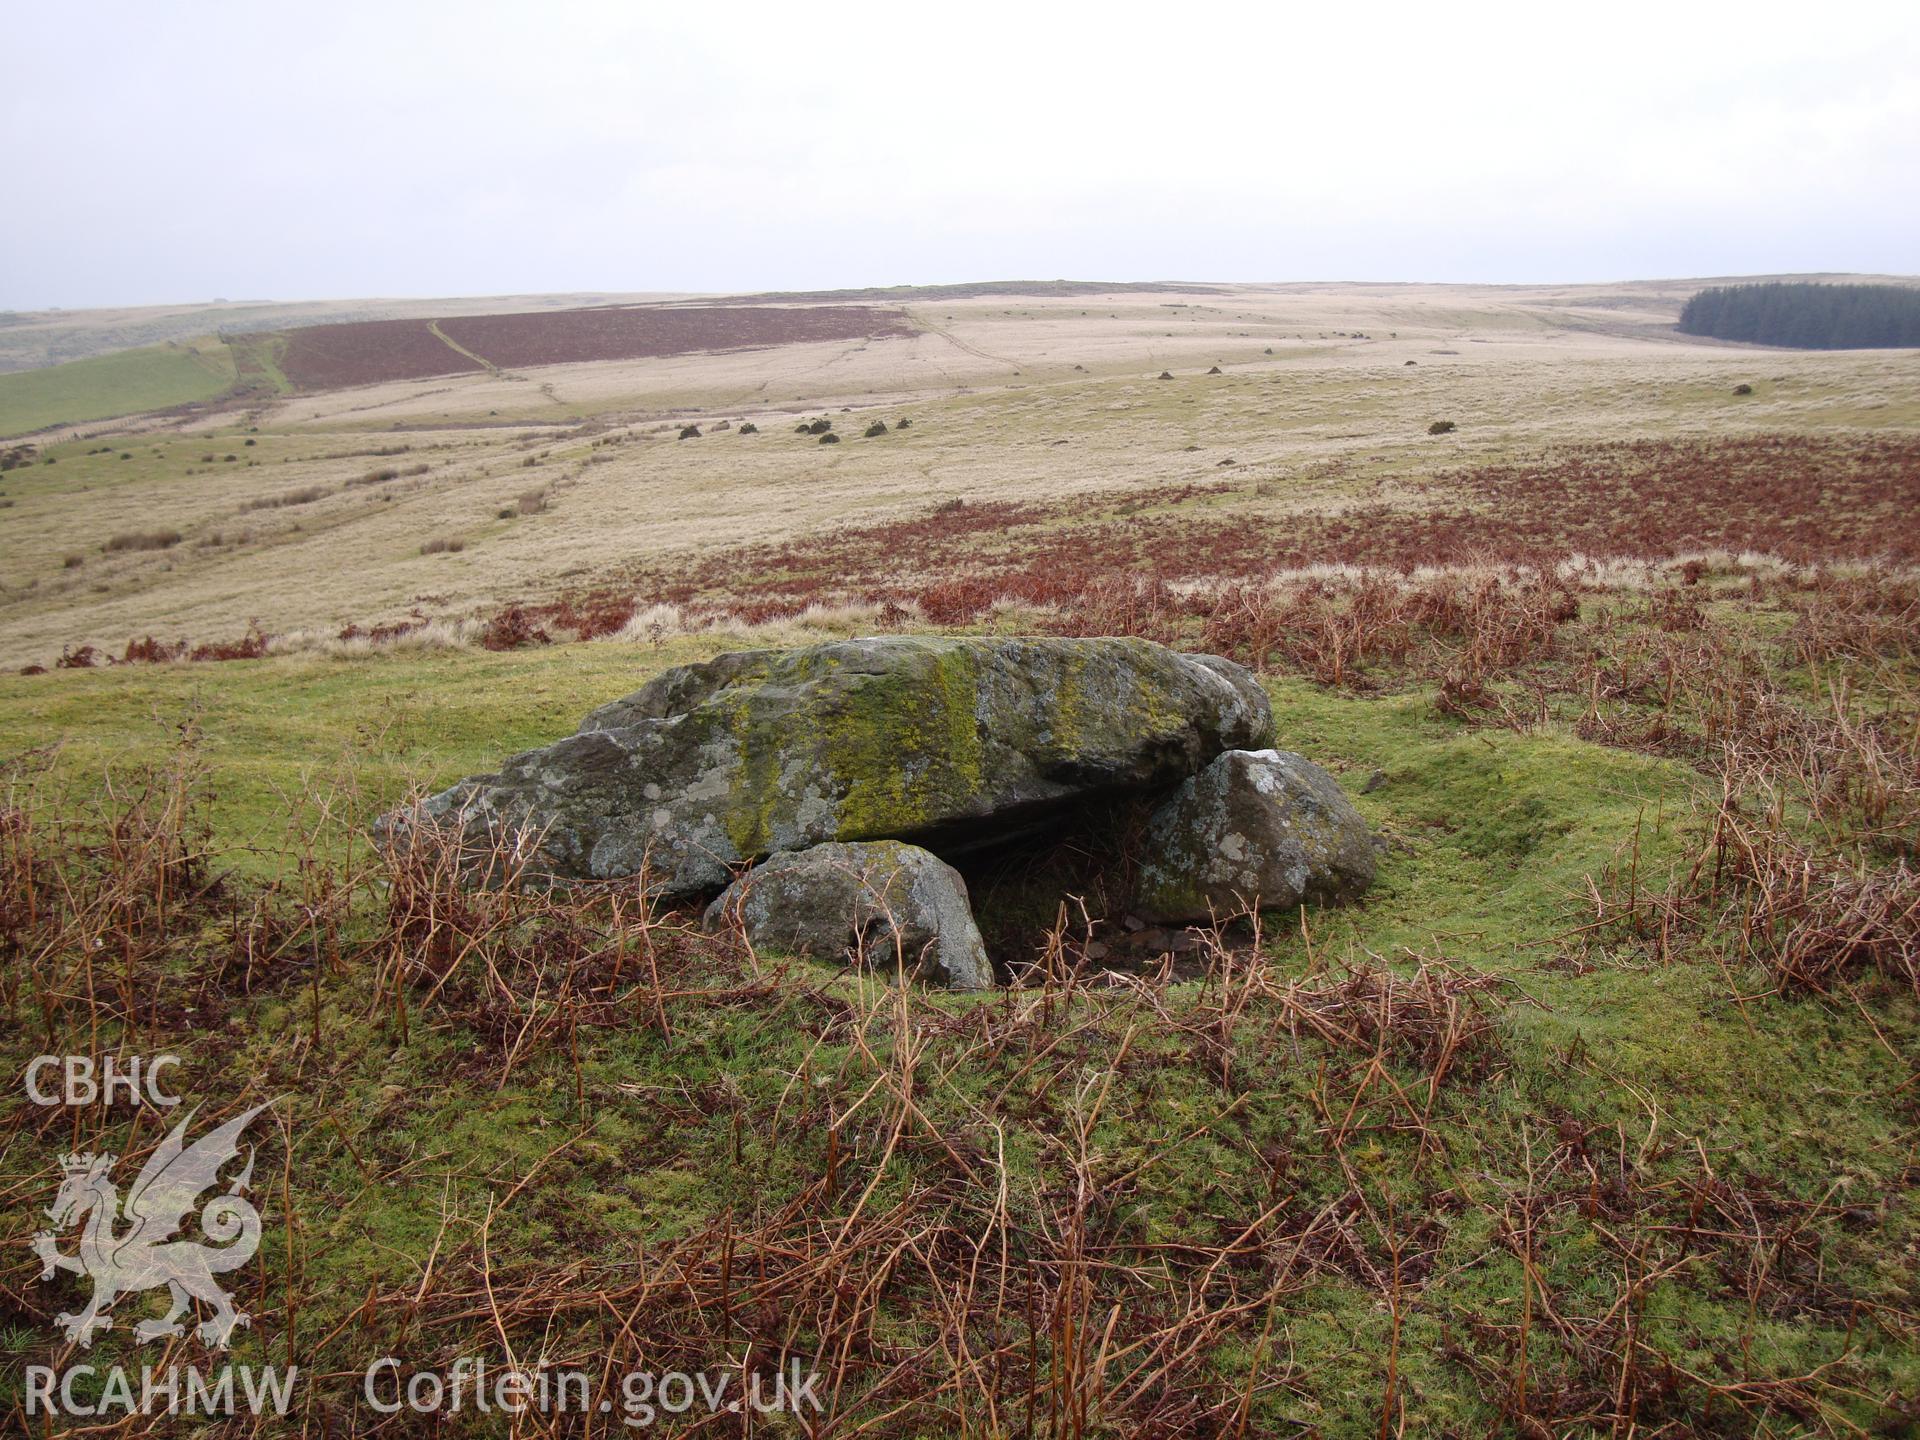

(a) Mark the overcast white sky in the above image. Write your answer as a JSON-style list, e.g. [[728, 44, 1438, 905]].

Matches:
[[4, 0, 1917, 309]]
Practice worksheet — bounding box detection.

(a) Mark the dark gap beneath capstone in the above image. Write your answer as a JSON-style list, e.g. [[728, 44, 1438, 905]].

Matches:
[[942, 790, 1239, 980], [871, 783, 1142, 865]]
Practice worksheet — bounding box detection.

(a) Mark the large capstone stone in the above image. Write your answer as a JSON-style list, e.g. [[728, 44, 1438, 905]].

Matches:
[[387, 636, 1272, 897], [1134, 749, 1376, 923], [703, 841, 992, 989]]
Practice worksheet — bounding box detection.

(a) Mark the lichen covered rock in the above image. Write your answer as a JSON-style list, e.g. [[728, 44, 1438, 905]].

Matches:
[[1134, 749, 1375, 922], [391, 636, 1272, 897], [704, 841, 992, 989]]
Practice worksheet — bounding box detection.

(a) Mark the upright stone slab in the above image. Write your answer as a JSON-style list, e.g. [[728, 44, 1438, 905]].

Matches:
[[1134, 749, 1376, 922], [704, 840, 992, 989]]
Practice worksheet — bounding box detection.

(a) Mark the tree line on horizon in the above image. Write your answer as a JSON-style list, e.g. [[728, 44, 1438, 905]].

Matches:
[[1678, 281, 1920, 349]]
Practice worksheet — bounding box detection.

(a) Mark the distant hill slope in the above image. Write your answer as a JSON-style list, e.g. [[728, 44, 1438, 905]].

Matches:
[[0, 303, 917, 437], [0, 292, 684, 373], [720, 279, 1227, 303], [264, 304, 913, 389], [9, 275, 1916, 439], [0, 338, 235, 436]]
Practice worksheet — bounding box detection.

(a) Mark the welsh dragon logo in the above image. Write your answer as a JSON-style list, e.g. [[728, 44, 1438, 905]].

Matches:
[[34, 1103, 269, 1348]]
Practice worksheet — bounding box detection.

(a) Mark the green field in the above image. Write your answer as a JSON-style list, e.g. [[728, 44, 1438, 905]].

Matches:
[[0, 336, 236, 436]]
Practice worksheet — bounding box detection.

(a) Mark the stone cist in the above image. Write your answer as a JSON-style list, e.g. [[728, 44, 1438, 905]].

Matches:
[[379, 636, 1375, 987]]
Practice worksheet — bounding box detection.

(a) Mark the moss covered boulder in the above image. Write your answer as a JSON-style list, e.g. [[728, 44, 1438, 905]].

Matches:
[[394, 636, 1272, 897], [704, 840, 992, 989], [1134, 749, 1376, 922]]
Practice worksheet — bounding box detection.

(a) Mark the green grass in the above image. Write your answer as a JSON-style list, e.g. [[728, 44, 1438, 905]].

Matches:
[[0, 338, 237, 437], [1, 643, 1914, 1434], [0, 640, 717, 861], [0, 647, 1690, 914]]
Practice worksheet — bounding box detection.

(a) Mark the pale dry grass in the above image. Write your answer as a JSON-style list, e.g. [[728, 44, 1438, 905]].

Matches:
[[603, 598, 930, 650], [2, 281, 1916, 666], [245, 597, 931, 662], [264, 616, 489, 659]]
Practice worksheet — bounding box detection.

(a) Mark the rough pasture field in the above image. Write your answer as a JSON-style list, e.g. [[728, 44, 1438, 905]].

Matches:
[[268, 303, 914, 390], [7, 280, 1918, 669], [272, 315, 489, 388], [436, 302, 915, 369], [596, 433, 1920, 626], [0, 300, 910, 435]]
